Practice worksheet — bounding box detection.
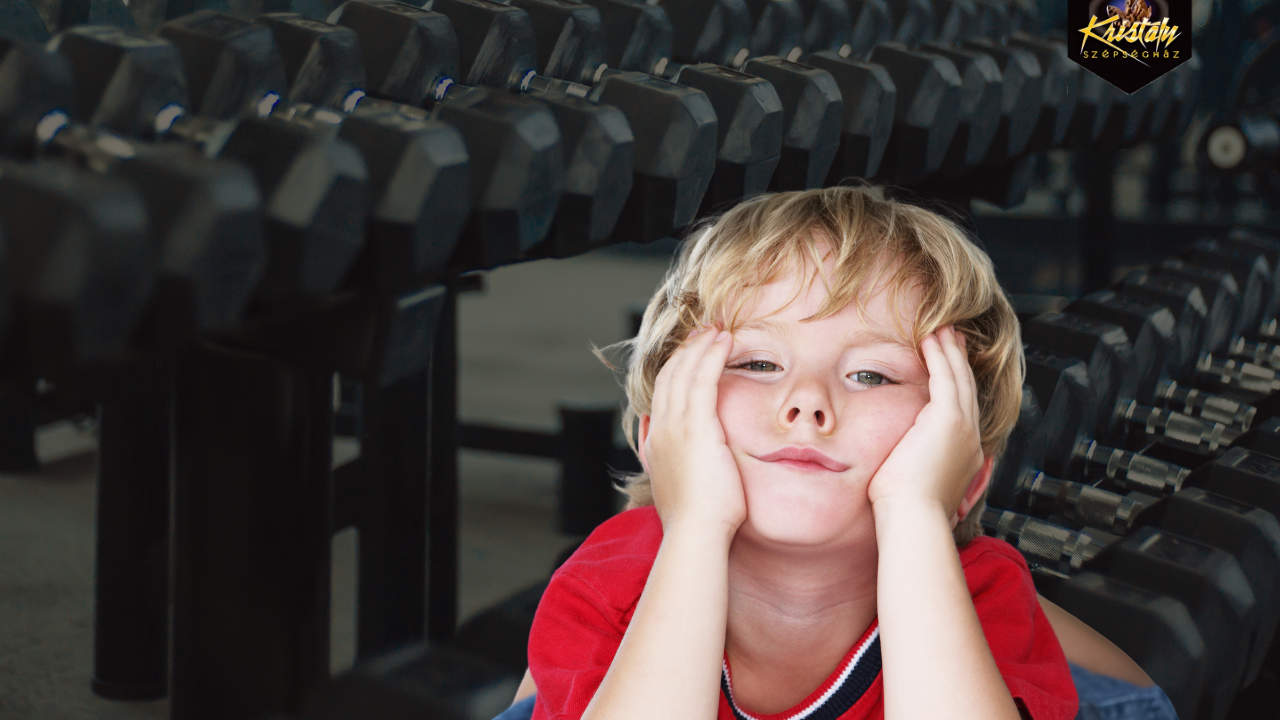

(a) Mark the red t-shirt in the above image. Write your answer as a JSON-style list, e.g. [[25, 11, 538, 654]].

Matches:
[[528, 506, 1078, 720]]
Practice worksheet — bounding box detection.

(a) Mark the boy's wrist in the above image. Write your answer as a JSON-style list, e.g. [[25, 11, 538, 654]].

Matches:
[[660, 513, 740, 551], [871, 495, 953, 537]]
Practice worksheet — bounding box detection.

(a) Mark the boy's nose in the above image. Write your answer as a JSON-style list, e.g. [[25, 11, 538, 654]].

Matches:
[[783, 405, 832, 433]]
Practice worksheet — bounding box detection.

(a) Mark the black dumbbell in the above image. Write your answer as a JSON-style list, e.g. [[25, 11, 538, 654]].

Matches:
[[802, 51, 896, 182], [994, 383, 1280, 699], [328, 0, 570, 267], [647, 0, 751, 68], [426, 0, 784, 221], [1034, 567, 1208, 720], [0, 0, 52, 43], [0, 36, 266, 357], [984, 507, 1257, 720], [576, 0, 877, 193], [39, 20, 448, 382], [248, 14, 476, 287], [123, 13, 370, 314], [340, 0, 628, 254], [741, 0, 805, 61], [525, 0, 846, 196], [915, 40, 1001, 175], [794, 0, 858, 58], [0, 156, 152, 375]]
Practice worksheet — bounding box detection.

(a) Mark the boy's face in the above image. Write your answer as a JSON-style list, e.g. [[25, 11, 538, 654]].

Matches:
[[717, 258, 930, 550]]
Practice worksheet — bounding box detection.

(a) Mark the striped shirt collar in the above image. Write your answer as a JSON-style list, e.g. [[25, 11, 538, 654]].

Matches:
[[722, 624, 882, 720]]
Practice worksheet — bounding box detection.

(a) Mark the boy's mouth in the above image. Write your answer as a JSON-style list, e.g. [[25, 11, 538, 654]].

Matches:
[[755, 447, 850, 472]]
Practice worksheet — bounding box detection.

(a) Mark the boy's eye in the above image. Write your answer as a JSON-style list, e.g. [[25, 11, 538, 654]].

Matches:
[[852, 371, 886, 386], [736, 360, 780, 372]]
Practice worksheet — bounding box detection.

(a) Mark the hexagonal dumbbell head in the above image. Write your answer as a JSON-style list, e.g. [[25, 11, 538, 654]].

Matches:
[[743, 0, 804, 61], [743, 56, 842, 191], [523, 90, 633, 255], [255, 13, 366, 111], [1051, 32, 1113, 148], [918, 42, 1000, 173], [804, 51, 895, 182], [159, 11, 289, 120], [885, 0, 935, 45], [429, 0, 538, 89], [218, 115, 369, 311], [845, 0, 894, 61], [57, 0, 135, 32], [795, 0, 853, 56], [0, 0, 50, 43], [272, 101, 471, 290], [589, 70, 716, 242], [930, 0, 977, 44], [869, 43, 963, 184], [967, 0, 1010, 42], [431, 85, 565, 269], [0, 39, 75, 159], [650, 0, 751, 67], [47, 26, 188, 139], [328, 0, 458, 106], [961, 38, 1040, 163], [508, 0, 608, 85], [1007, 33, 1077, 151], [578, 0, 672, 75], [110, 145, 268, 343], [0, 161, 153, 373], [670, 63, 783, 213]]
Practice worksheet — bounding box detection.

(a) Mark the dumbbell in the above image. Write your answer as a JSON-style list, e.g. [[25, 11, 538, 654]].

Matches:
[[983, 507, 1257, 720], [991, 385, 1280, 703], [384, 0, 634, 253], [512, 0, 843, 195], [246, 14, 481, 286], [422, 0, 784, 221], [51, 17, 451, 381], [646, 0, 750, 68], [0, 0, 53, 43], [44, 17, 369, 319], [0, 37, 260, 372], [588, 0, 891, 187], [326, 0, 572, 267], [1034, 565, 1210, 720]]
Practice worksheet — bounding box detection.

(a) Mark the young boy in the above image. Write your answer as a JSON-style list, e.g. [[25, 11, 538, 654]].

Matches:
[[524, 186, 1077, 719]]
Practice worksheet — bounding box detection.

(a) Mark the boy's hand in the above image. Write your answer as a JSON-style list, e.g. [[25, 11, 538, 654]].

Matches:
[[642, 327, 746, 538], [866, 326, 985, 520]]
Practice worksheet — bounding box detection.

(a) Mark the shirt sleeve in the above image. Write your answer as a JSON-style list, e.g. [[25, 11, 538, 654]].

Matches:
[[964, 538, 1080, 720], [526, 508, 661, 720], [527, 568, 628, 720]]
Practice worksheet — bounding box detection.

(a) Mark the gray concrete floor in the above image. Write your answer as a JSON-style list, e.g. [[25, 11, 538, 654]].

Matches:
[[0, 251, 672, 719]]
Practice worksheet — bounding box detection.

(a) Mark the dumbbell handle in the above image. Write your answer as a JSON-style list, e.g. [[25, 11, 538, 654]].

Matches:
[[1155, 379, 1256, 431], [1082, 441, 1191, 495], [1121, 401, 1234, 453], [1228, 336, 1280, 371], [981, 508, 1114, 573], [1196, 354, 1280, 395], [1022, 472, 1157, 535]]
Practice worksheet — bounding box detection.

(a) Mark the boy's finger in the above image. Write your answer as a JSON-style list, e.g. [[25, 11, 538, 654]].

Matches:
[[664, 326, 724, 418], [687, 330, 734, 419], [939, 327, 976, 418], [651, 327, 706, 421], [921, 332, 958, 408]]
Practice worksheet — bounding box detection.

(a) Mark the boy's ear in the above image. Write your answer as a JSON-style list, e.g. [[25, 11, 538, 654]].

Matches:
[[956, 455, 996, 523], [637, 414, 651, 475]]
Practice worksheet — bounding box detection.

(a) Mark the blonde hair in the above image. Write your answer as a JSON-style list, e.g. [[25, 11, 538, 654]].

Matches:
[[607, 186, 1024, 544]]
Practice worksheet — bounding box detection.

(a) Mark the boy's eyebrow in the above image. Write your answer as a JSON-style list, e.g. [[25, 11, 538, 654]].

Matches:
[[735, 319, 912, 348]]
